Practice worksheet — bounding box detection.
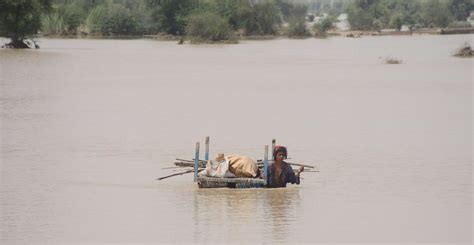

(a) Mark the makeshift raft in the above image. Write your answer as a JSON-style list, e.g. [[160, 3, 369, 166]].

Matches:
[[160, 137, 316, 188], [193, 137, 269, 188]]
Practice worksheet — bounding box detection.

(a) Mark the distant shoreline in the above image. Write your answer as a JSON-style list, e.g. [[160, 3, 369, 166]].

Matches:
[[2, 27, 473, 46], [43, 27, 474, 39]]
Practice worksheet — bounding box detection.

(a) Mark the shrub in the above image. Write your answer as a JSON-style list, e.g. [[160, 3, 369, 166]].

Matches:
[[85, 4, 142, 35], [287, 17, 310, 38], [185, 11, 235, 42], [448, 21, 472, 28], [245, 2, 282, 35], [147, 0, 196, 35], [390, 13, 404, 30], [85, 5, 107, 34], [58, 4, 85, 33], [41, 12, 64, 35], [313, 16, 334, 37]]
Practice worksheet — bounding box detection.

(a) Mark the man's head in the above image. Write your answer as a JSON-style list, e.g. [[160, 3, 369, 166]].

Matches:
[[273, 145, 287, 161]]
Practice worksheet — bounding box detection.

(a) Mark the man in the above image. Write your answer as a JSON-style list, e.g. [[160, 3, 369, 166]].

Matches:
[[266, 146, 304, 188]]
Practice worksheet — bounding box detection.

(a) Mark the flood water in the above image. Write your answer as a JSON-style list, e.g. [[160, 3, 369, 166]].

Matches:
[[0, 35, 472, 244]]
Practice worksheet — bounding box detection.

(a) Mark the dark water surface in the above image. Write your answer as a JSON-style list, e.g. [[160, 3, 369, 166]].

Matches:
[[0, 35, 472, 244]]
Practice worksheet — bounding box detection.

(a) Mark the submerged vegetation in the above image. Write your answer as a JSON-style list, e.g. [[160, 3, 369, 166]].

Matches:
[[1, 0, 473, 47], [453, 42, 474, 57], [384, 57, 403, 64]]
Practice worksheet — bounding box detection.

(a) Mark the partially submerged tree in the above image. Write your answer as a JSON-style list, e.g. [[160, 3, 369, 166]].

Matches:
[[0, 0, 52, 48]]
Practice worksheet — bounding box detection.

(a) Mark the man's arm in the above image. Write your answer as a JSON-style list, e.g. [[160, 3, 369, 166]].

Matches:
[[287, 165, 303, 185]]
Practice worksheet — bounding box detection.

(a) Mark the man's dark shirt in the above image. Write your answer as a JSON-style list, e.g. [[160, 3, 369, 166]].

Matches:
[[266, 162, 300, 188]]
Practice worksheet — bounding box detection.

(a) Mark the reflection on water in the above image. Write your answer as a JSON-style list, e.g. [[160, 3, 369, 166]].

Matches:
[[192, 188, 301, 243], [1, 36, 472, 244]]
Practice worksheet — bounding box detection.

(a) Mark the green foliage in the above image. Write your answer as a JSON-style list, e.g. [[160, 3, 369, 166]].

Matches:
[[346, 0, 471, 30], [247, 2, 282, 35], [85, 5, 106, 33], [104, 4, 141, 34], [41, 12, 65, 35], [289, 4, 309, 18], [386, 0, 422, 29], [420, 0, 453, 28], [275, 0, 292, 18], [313, 16, 335, 36], [185, 10, 234, 42], [390, 13, 404, 30], [347, 4, 375, 30], [449, 0, 473, 21], [147, 0, 197, 35], [275, 1, 308, 21], [88, 3, 142, 35], [58, 3, 86, 32], [0, 0, 52, 41], [448, 20, 472, 28], [287, 17, 310, 38], [202, 0, 251, 29]]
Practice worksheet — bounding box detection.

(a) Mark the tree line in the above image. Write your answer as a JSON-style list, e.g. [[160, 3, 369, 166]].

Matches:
[[346, 0, 473, 30], [1, 0, 473, 47]]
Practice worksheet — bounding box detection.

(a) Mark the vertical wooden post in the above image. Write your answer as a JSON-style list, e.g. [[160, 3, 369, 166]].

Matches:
[[205, 136, 210, 161], [264, 145, 269, 186], [271, 139, 276, 160], [194, 142, 200, 182]]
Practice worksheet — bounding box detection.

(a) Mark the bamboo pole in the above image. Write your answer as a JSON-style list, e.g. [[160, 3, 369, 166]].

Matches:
[[257, 160, 315, 169], [271, 139, 276, 160], [205, 136, 210, 161], [157, 170, 194, 180], [194, 142, 200, 182], [175, 159, 315, 169], [264, 145, 268, 186]]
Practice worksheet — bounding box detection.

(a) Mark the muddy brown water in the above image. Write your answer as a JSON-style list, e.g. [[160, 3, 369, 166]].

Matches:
[[0, 35, 472, 244]]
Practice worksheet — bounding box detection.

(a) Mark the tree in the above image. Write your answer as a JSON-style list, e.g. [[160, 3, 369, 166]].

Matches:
[[347, 4, 375, 30], [185, 10, 234, 42], [0, 0, 52, 48], [420, 0, 453, 28], [313, 16, 335, 37], [347, 0, 390, 30], [287, 17, 310, 37], [85, 3, 143, 35], [250, 2, 282, 35], [449, 0, 473, 21], [147, 0, 197, 35]]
